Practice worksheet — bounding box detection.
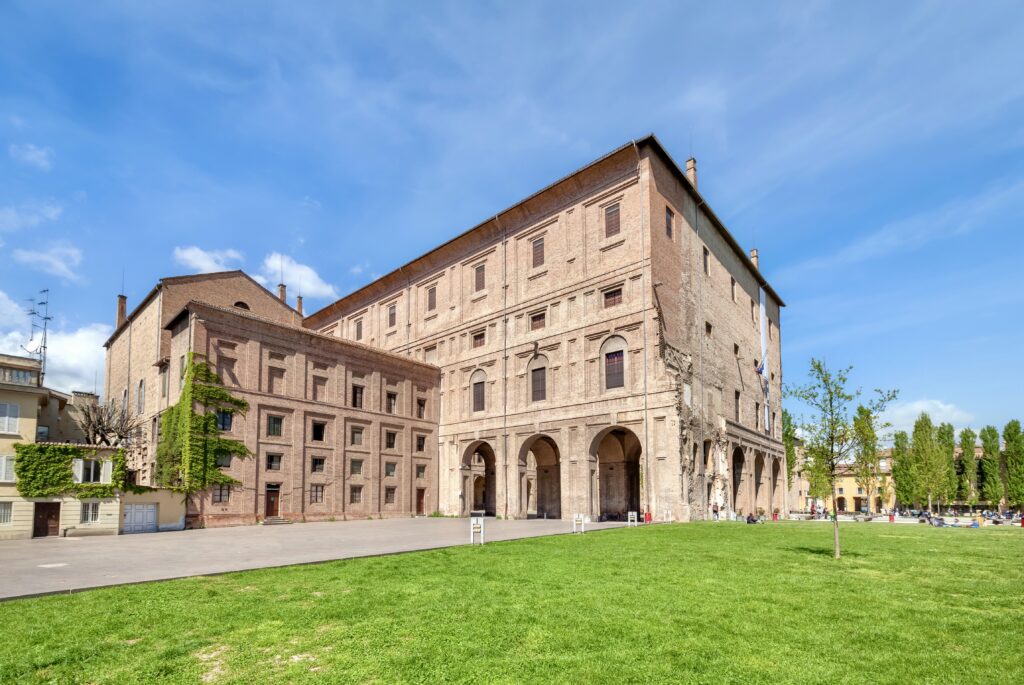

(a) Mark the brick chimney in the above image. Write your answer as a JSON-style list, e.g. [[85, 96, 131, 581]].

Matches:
[[295, 295, 303, 316], [116, 294, 127, 328], [685, 157, 697, 190], [750, 248, 759, 269], [278, 283, 287, 303]]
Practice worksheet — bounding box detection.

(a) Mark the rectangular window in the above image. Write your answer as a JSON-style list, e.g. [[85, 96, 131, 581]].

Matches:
[[604, 288, 622, 308], [215, 410, 233, 432], [80, 502, 100, 523], [416, 398, 426, 419], [385, 486, 397, 505], [212, 484, 230, 503], [473, 381, 485, 412], [474, 263, 485, 292], [604, 203, 620, 238], [310, 484, 325, 504], [472, 330, 485, 348], [267, 415, 283, 437], [350, 485, 363, 504], [734, 391, 741, 422], [388, 304, 397, 328], [351, 385, 364, 409], [731, 277, 737, 303], [665, 207, 674, 238], [416, 464, 426, 479], [351, 426, 363, 445], [416, 435, 426, 452], [354, 319, 363, 341], [385, 462, 397, 477], [351, 459, 363, 476], [82, 459, 102, 483], [385, 431, 397, 450], [215, 453, 232, 468], [427, 286, 436, 312], [386, 392, 398, 414], [531, 367, 546, 402], [266, 454, 282, 470], [530, 312, 546, 330], [755, 402, 761, 430], [0, 402, 20, 433], [532, 237, 545, 268], [0, 455, 15, 482], [0, 501, 11, 525], [703, 247, 710, 276], [311, 457, 325, 473], [605, 351, 624, 390], [838, 487, 844, 495]]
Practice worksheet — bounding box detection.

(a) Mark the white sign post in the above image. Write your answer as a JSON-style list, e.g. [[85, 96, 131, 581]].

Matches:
[[573, 513, 586, 534], [627, 511, 638, 527], [470, 515, 485, 545]]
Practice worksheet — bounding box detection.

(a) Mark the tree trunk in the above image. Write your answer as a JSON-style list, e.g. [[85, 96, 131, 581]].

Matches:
[[831, 481, 841, 560]]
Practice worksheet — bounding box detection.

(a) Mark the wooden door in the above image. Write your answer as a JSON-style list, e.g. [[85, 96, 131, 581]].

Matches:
[[265, 487, 280, 517], [33, 502, 61, 537], [416, 488, 426, 515]]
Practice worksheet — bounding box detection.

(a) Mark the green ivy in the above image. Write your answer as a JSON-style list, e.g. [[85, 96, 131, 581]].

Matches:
[[156, 352, 250, 493], [13, 444, 129, 499]]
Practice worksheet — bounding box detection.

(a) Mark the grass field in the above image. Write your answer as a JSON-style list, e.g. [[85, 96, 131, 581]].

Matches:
[[2, 522, 1022, 684]]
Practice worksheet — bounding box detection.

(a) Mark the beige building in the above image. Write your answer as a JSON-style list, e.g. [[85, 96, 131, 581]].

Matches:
[[306, 135, 786, 521]]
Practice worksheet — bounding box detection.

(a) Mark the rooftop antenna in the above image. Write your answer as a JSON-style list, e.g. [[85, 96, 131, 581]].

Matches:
[[22, 288, 52, 385]]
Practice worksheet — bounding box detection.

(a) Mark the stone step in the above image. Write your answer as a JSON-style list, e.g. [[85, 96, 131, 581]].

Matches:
[[262, 516, 293, 525]]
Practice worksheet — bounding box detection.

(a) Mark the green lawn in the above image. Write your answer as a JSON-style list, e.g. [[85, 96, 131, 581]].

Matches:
[[2, 522, 1022, 684]]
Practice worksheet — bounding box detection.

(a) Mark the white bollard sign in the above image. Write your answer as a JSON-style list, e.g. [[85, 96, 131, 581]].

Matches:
[[573, 513, 586, 534], [627, 511, 639, 527], [470, 516, 485, 545]]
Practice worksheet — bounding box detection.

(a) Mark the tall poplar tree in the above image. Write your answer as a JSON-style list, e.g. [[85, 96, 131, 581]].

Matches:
[[891, 430, 915, 508], [1003, 420, 1024, 513], [957, 427, 978, 510], [853, 404, 888, 514], [936, 422, 957, 509], [911, 413, 943, 513], [782, 409, 797, 487], [978, 426, 1003, 509]]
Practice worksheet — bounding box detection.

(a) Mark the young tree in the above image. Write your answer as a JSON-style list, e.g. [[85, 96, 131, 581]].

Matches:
[[782, 409, 797, 488], [936, 422, 957, 511], [1003, 420, 1024, 513], [891, 430, 916, 509], [911, 413, 943, 513], [978, 426, 1004, 510], [788, 359, 897, 559], [852, 404, 888, 515], [73, 399, 143, 446], [958, 428, 978, 511]]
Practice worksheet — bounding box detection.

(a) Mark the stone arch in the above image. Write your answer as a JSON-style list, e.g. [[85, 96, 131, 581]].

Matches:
[[589, 425, 642, 520], [771, 457, 784, 513], [703, 440, 714, 508], [518, 434, 561, 518], [598, 335, 629, 392], [731, 446, 748, 515], [754, 453, 769, 515], [233, 301, 250, 310], [461, 440, 496, 515]]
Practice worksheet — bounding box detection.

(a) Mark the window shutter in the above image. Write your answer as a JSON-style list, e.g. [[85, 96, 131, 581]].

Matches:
[[605, 204, 620, 238], [101, 459, 113, 484], [72, 458, 84, 484], [2, 456, 14, 482], [533, 238, 544, 268]]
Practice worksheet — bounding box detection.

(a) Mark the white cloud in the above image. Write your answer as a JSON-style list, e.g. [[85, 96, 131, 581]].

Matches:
[[0, 290, 30, 329], [882, 399, 976, 436], [172, 245, 244, 273], [349, 262, 369, 276], [8, 143, 55, 171], [13, 242, 84, 282], [0, 201, 62, 232], [255, 253, 338, 299]]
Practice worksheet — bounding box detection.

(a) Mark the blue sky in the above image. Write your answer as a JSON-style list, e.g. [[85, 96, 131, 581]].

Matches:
[[1, 1, 1022, 435]]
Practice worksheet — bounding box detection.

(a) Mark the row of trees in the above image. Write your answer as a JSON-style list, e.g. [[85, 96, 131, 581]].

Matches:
[[891, 415, 1024, 513]]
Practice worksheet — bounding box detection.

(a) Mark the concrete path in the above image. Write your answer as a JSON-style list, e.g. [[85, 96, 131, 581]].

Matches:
[[1, 517, 625, 600]]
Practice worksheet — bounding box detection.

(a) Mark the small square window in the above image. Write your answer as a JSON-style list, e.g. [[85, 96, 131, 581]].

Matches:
[[351, 385, 364, 409], [266, 454, 282, 470], [311, 421, 326, 442], [351, 459, 363, 476], [603, 288, 622, 308], [530, 312, 546, 330], [386, 392, 398, 414], [472, 330, 485, 348], [416, 435, 426, 452], [427, 286, 437, 312], [350, 485, 363, 504], [532, 237, 545, 268], [416, 464, 426, 479], [351, 426, 364, 445], [474, 263, 486, 292], [385, 462, 397, 477], [416, 398, 426, 419], [604, 203, 620, 238], [311, 457, 325, 473], [310, 484, 325, 504], [267, 415, 283, 437], [385, 486, 397, 505], [385, 431, 397, 450]]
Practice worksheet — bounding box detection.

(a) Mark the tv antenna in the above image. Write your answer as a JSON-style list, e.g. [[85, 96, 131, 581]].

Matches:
[[22, 288, 52, 385]]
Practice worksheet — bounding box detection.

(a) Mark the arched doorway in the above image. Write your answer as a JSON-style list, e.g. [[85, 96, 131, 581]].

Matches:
[[519, 434, 561, 518], [837, 497, 847, 512], [754, 453, 768, 514], [731, 447, 747, 515], [771, 458, 784, 513], [461, 441, 496, 515], [590, 427, 642, 521]]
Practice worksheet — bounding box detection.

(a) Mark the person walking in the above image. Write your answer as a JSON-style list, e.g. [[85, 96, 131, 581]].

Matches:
[[712, 502, 720, 522]]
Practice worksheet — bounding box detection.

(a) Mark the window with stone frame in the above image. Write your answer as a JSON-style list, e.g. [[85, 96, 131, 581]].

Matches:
[[416, 398, 427, 419], [416, 435, 426, 452], [386, 391, 398, 414], [471, 370, 486, 412], [385, 462, 397, 477], [267, 415, 283, 437], [350, 458, 363, 476], [350, 485, 363, 504], [531, 366, 547, 402], [311, 421, 326, 442], [385, 431, 397, 450], [212, 484, 230, 503], [266, 453, 282, 470], [472, 330, 485, 348], [311, 457, 326, 473], [355, 318, 363, 341], [603, 287, 622, 308], [216, 410, 233, 431], [351, 384, 364, 408], [216, 453, 232, 468], [416, 464, 426, 479], [310, 484, 325, 504], [427, 286, 437, 312], [385, 486, 397, 505], [80, 502, 100, 523], [474, 263, 486, 292], [351, 426, 363, 445], [604, 351, 624, 390], [532, 236, 545, 268], [604, 202, 620, 238], [388, 303, 397, 328], [530, 311, 546, 330]]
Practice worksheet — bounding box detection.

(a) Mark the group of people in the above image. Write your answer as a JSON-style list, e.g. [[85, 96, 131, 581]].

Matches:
[[710, 503, 765, 525]]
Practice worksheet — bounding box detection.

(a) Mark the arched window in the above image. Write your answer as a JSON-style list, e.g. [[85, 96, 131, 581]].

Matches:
[[599, 335, 628, 391], [528, 355, 548, 402], [470, 369, 486, 413], [136, 379, 145, 414], [233, 301, 250, 310]]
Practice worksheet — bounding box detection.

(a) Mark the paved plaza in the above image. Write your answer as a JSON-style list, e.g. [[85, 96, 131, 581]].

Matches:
[[2, 517, 625, 600]]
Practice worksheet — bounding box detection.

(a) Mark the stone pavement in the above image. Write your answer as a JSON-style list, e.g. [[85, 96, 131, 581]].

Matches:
[[1, 517, 625, 600]]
